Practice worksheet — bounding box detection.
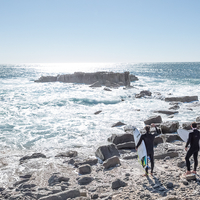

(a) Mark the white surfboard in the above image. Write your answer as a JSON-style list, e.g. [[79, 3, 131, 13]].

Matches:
[[177, 129, 191, 142], [132, 126, 147, 169]]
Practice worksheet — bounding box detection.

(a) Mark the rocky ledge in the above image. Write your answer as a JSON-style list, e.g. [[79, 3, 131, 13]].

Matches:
[[34, 71, 138, 87], [1, 120, 200, 200]]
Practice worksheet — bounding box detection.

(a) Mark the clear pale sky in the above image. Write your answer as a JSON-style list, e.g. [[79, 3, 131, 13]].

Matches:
[[0, 0, 200, 63]]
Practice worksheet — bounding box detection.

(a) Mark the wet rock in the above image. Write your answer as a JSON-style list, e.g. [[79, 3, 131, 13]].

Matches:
[[103, 156, 120, 169], [181, 122, 192, 130], [135, 90, 152, 98], [165, 96, 198, 103], [154, 110, 178, 115], [103, 87, 112, 91], [95, 144, 120, 161], [111, 179, 127, 189], [160, 121, 179, 133], [79, 164, 91, 175], [94, 110, 102, 115], [107, 133, 134, 145], [154, 136, 164, 145], [78, 176, 93, 185], [144, 115, 162, 125], [19, 153, 46, 164], [19, 173, 32, 179], [91, 193, 99, 199], [111, 121, 126, 127], [55, 150, 78, 158], [116, 141, 135, 149], [169, 105, 180, 110], [89, 81, 102, 87]]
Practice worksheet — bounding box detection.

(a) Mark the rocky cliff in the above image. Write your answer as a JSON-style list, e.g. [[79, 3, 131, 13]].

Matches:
[[34, 71, 138, 87]]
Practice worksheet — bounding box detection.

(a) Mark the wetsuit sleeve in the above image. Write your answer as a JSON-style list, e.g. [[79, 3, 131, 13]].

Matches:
[[154, 126, 161, 136], [185, 132, 192, 148], [136, 135, 143, 148]]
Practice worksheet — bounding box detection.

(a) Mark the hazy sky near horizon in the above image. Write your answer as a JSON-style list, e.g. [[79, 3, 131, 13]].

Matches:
[[0, 0, 200, 63]]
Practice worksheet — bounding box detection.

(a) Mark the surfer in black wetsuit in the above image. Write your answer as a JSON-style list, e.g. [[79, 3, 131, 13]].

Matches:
[[136, 123, 160, 176], [185, 122, 200, 176]]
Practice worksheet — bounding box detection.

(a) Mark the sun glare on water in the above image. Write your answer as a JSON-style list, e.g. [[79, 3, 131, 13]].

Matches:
[[31, 63, 115, 74]]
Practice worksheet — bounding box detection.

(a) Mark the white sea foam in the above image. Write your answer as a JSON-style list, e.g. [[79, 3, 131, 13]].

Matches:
[[1, 63, 200, 181]]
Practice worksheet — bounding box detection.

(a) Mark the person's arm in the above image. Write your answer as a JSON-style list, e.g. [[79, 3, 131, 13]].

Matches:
[[136, 135, 143, 149], [185, 132, 191, 150]]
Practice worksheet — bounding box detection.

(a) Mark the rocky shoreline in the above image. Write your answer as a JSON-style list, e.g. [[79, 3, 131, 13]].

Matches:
[[1, 119, 200, 200]]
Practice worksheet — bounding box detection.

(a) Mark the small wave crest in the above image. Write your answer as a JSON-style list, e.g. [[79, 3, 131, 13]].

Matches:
[[70, 98, 120, 105]]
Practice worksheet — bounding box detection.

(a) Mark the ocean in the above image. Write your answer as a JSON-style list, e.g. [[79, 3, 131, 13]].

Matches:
[[0, 62, 200, 175]]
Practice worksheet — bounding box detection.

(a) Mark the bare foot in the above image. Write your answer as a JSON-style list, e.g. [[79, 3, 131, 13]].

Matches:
[[142, 174, 148, 177], [191, 171, 197, 174], [183, 171, 191, 176], [150, 172, 153, 176]]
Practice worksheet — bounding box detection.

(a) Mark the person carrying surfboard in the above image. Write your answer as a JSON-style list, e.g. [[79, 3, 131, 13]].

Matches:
[[184, 122, 200, 176], [135, 123, 160, 176]]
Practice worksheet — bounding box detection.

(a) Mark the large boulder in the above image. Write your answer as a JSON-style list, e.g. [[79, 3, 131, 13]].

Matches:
[[117, 142, 135, 149], [165, 96, 198, 103], [160, 121, 179, 133], [34, 71, 136, 87], [95, 144, 120, 161], [135, 90, 152, 98], [107, 133, 134, 145], [103, 156, 121, 169], [144, 115, 162, 125]]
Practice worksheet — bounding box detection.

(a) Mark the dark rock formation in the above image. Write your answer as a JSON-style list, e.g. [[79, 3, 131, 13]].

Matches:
[[165, 96, 198, 103], [154, 110, 179, 115], [144, 115, 162, 125], [35, 71, 138, 87], [107, 133, 134, 145], [19, 153, 46, 164], [95, 144, 120, 161], [160, 121, 179, 133], [135, 90, 152, 98]]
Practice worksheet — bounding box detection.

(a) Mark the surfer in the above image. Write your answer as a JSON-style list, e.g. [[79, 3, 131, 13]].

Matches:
[[136, 123, 160, 176], [184, 122, 200, 176]]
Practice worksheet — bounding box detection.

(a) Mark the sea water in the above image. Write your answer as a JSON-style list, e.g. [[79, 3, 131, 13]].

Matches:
[[0, 62, 200, 178]]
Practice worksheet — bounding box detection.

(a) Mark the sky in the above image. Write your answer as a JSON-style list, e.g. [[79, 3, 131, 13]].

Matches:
[[0, 0, 200, 63]]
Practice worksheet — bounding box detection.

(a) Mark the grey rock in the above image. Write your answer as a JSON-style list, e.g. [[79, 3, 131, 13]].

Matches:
[[154, 110, 178, 115], [111, 179, 127, 189], [19, 153, 46, 164], [74, 158, 98, 167], [48, 173, 69, 186], [103, 156, 120, 169], [160, 121, 179, 133], [108, 133, 134, 145], [79, 164, 91, 175], [39, 189, 80, 200], [95, 144, 120, 161], [94, 110, 102, 115], [111, 121, 126, 127], [144, 115, 162, 125], [165, 96, 198, 103], [116, 141, 135, 149], [78, 177, 93, 185], [55, 151, 78, 158]]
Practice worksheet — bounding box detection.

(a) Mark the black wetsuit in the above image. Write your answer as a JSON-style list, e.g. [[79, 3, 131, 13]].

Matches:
[[185, 129, 200, 171], [136, 127, 160, 174]]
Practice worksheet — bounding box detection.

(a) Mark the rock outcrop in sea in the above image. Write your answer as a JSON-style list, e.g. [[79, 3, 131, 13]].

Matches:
[[34, 71, 139, 87]]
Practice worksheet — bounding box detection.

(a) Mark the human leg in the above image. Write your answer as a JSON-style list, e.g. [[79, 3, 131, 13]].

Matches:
[[149, 153, 154, 175], [192, 150, 198, 173], [185, 148, 193, 174]]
